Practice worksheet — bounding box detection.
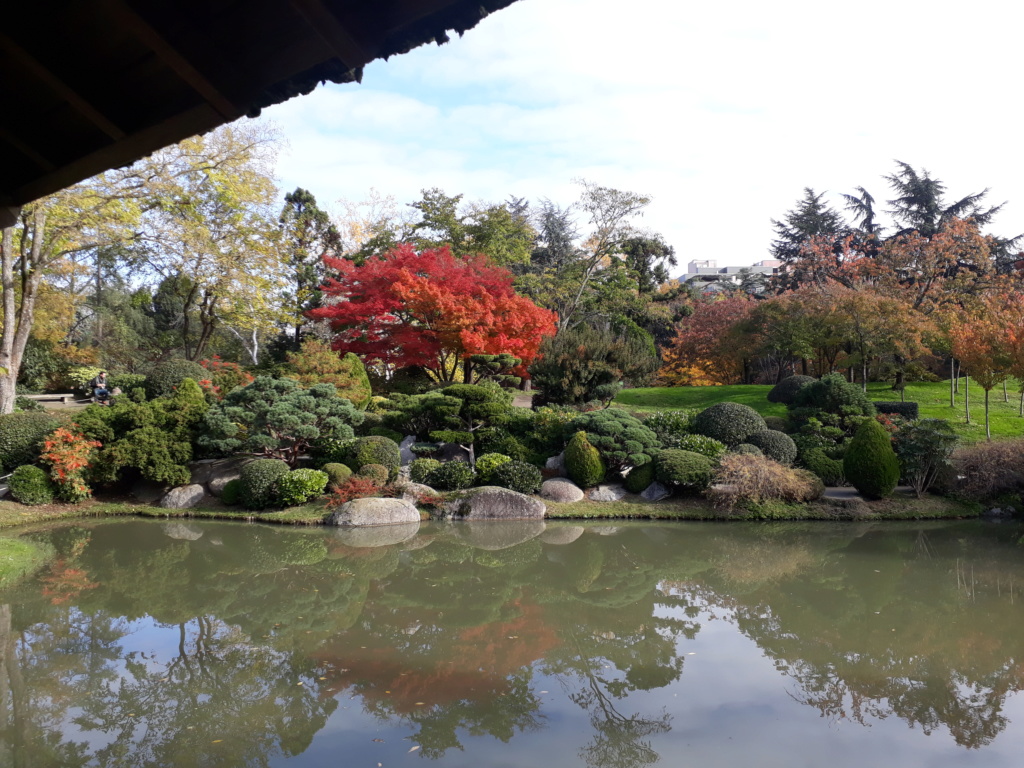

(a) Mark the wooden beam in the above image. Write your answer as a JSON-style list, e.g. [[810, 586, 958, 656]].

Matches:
[[290, 0, 372, 67], [0, 128, 55, 172], [100, 0, 240, 120], [0, 32, 126, 141]]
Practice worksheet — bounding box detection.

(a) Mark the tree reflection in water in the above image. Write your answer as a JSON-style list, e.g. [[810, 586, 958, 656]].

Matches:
[[0, 519, 1023, 766]]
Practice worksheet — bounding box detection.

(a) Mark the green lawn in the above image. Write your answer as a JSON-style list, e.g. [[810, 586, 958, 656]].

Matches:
[[614, 379, 1024, 444]]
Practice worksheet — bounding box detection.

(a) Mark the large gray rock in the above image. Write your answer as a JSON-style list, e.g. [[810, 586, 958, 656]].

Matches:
[[539, 525, 585, 545], [326, 497, 421, 527], [588, 484, 627, 502], [335, 522, 421, 547], [544, 452, 566, 478], [397, 482, 436, 502], [640, 481, 671, 502], [399, 435, 417, 466], [194, 457, 256, 496], [163, 522, 204, 541], [458, 520, 547, 550], [443, 486, 546, 520], [540, 478, 584, 503], [159, 484, 206, 509]]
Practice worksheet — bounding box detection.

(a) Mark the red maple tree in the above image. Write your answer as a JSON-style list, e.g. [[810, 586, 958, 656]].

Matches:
[[310, 244, 557, 382]]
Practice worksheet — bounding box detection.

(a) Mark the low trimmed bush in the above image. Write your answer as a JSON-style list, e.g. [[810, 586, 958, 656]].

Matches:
[[8, 465, 56, 506], [707, 453, 824, 510], [239, 459, 290, 510], [426, 461, 476, 491], [746, 430, 798, 466], [220, 478, 242, 505], [491, 461, 543, 494], [410, 458, 442, 484], [322, 463, 353, 489], [642, 409, 697, 448], [800, 448, 845, 486], [275, 468, 329, 506], [874, 401, 919, 420], [674, 434, 728, 461], [356, 463, 389, 487], [654, 449, 714, 491], [767, 375, 815, 404], [14, 396, 44, 413], [564, 431, 606, 488], [623, 462, 656, 494], [691, 402, 767, 447], [0, 412, 60, 472], [843, 418, 900, 499], [733, 443, 764, 457], [350, 435, 401, 479], [763, 416, 788, 432], [475, 453, 512, 484]]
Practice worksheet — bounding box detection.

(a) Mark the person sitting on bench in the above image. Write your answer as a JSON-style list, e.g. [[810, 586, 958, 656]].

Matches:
[[90, 371, 110, 403]]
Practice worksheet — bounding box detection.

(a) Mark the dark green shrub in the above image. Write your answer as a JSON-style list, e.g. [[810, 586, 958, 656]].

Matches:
[[790, 372, 875, 428], [691, 402, 767, 447], [145, 359, 206, 399], [642, 409, 697, 448], [569, 410, 661, 473], [356, 463, 389, 486], [746, 430, 798, 465], [475, 453, 512, 484], [8, 465, 56, 505], [843, 419, 900, 499], [623, 462, 656, 493], [410, 458, 442, 484], [240, 459, 290, 510], [411, 442, 440, 457], [767, 375, 815, 404], [799, 447, 845, 486], [102, 426, 192, 486], [366, 427, 404, 443], [564, 431, 606, 488], [763, 416, 788, 432], [426, 461, 476, 491], [108, 373, 147, 393], [491, 461, 542, 494], [312, 436, 355, 467], [221, 478, 242, 505], [14, 396, 44, 412], [892, 418, 958, 497], [476, 431, 529, 462], [733, 443, 764, 457], [654, 449, 714, 491], [351, 435, 401, 479], [322, 463, 353, 489], [0, 412, 60, 472], [275, 468, 329, 506], [674, 434, 727, 461], [875, 401, 919, 420]]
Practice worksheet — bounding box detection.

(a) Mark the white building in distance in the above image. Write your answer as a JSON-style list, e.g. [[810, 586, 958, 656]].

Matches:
[[677, 259, 782, 292]]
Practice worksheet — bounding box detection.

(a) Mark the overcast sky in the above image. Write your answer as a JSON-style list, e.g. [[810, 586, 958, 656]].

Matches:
[[262, 0, 1024, 274]]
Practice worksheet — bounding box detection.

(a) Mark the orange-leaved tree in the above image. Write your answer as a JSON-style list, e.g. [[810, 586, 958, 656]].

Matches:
[[310, 244, 557, 383], [659, 295, 755, 385], [950, 294, 1012, 440]]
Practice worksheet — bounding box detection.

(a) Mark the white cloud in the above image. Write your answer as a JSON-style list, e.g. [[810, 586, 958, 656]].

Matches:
[[261, 0, 1024, 270]]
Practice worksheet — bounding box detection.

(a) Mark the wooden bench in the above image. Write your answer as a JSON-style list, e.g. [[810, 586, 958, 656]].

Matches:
[[21, 393, 77, 404]]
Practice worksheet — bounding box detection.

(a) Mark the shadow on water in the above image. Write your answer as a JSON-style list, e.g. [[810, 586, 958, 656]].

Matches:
[[0, 518, 1023, 766]]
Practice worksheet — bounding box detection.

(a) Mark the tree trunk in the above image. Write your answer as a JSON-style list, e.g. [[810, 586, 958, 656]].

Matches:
[[1, 218, 44, 415], [954, 360, 961, 393], [985, 388, 991, 441], [965, 374, 970, 424], [861, 359, 868, 393], [1003, 380, 1008, 403], [1019, 389, 1023, 417], [801, 358, 808, 376]]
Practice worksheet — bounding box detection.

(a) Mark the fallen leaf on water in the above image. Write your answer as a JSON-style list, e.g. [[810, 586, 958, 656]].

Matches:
[[212, 740, 223, 743], [414, 702, 425, 706], [408, 746, 421, 753], [372, 739, 384, 743]]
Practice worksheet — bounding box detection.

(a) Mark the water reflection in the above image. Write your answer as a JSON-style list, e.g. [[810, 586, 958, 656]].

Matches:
[[0, 519, 1022, 766]]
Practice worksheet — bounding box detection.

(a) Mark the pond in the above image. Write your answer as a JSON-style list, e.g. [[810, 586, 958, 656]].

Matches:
[[1, 518, 1023, 767]]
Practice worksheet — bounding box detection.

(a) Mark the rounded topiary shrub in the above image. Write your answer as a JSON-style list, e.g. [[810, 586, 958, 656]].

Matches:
[[220, 478, 242, 505], [275, 468, 329, 506], [767, 375, 816, 404], [409, 458, 442, 485], [623, 462, 656, 494], [426, 461, 476, 491], [0, 412, 61, 472], [843, 418, 900, 499], [356, 463, 389, 487], [732, 443, 764, 457], [322, 462, 353, 489], [674, 434, 728, 461], [491, 461, 542, 494], [239, 459, 290, 510], [8, 465, 56, 506], [144, 359, 207, 399], [799, 447, 845, 486], [569, 411, 661, 472], [746, 430, 798, 466], [763, 416, 788, 432], [691, 402, 767, 447], [654, 449, 714, 491], [564, 431, 606, 488], [475, 453, 512, 484], [350, 436, 401, 479]]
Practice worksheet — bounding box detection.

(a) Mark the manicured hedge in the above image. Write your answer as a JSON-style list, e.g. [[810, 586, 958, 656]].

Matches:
[[844, 419, 900, 498], [691, 402, 767, 447], [746, 430, 798, 466], [874, 401, 919, 420], [240, 459, 290, 510], [0, 412, 60, 472]]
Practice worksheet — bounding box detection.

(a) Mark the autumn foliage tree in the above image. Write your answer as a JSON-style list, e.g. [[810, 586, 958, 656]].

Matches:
[[659, 295, 755, 385], [950, 295, 1012, 440], [311, 244, 557, 383]]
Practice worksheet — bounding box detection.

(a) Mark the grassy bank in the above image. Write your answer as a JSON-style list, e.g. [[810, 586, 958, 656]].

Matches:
[[614, 379, 1024, 444]]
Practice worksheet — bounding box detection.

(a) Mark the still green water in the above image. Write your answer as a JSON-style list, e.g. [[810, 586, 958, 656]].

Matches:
[[1, 518, 1023, 767]]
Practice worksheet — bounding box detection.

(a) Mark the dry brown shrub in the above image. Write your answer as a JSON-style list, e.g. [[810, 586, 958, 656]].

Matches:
[[952, 439, 1024, 501], [708, 454, 824, 510]]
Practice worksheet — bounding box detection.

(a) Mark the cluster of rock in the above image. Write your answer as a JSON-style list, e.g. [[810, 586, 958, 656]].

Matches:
[[132, 457, 255, 509]]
